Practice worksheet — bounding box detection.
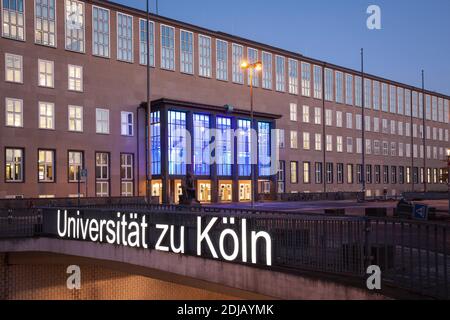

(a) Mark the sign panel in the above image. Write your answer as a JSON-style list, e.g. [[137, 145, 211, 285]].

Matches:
[[412, 204, 429, 221]]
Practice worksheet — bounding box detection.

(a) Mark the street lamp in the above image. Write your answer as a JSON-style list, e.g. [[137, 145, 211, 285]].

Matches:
[[241, 60, 262, 209]]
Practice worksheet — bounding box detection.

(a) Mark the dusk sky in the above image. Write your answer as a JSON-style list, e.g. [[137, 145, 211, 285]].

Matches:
[[112, 0, 450, 96]]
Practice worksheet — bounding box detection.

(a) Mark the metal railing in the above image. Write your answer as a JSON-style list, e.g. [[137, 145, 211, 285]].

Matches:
[[0, 206, 448, 299]]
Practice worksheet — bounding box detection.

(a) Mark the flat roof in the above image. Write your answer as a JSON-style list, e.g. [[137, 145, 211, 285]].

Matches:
[[100, 0, 450, 100]]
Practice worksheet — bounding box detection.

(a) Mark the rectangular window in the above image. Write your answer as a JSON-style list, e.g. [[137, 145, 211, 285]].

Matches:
[[290, 161, 298, 184], [432, 96, 438, 122], [324, 68, 333, 101], [381, 83, 388, 112], [335, 72, 344, 103], [288, 59, 298, 95], [68, 151, 83, 182], [315, 134, 322, 151], [303, 132, 310, 150], [290, 131, 298, 149], [5, 148, 23, 182], [121, 154, 134, 197], [68, 64, 83, 91], [315, 162, 323, 184], [180, 30, 194, 74], [374, 165, 381, 184], [199, 35, 212, 78], [325, 109, 332, 126], [277, 161, 285, 193], [425, 95, 431, 120], [38, 59, 54, 87], [121, 111, 134, 136], [169, 111, 187, 175], [96, 108, 109, 134], [38, 150, 54, 182], [405, 89, 411, 116], [412, 91, 418, 117], [68, 105, 83, 132], [92, 6, 110, 58], [438, 98, 444, 123], [302, 105, 310, 123], [35, 0, 56, 46], [346, 113, 353, 129], [194, 114, 211, 176], [275, 55, 285, 92], [290, 103, 297, 121], [232, 44, 244, 84], [5, 53, 22, 83], [391, 166, 397, 184], [390, 85, 397, 113], [347, 164, 354, 184], [301, 62, 311, 97], [38, 102, 54, 130], [258, 122, 271, 176], [277, 129, 285, 149], [217, 116, 232, 176], [326, 135, 333, 152], [151, 111, 161, 175], [326, 163, 333, 184], [5, 98, 22, 127], [95, 152, 109, 197], [262, 51, 272, 89], [117, 12, 133, 62], [65, 0, 85, 52], [366, 165, 372, 184], [355, 76, 362, 107], [419, 93, 424, 119], [303, 162, 311, 184], [336, 111, 343, 127], [247, 47, 259, 86], [161, 24, 175, 70], [364, 79, 372, 108], [139, 19, 155, 66], [313, 65, 322, 99], [346, 137, 353, 153], [345, 74, 353, 105], [237, 119, 252, 176], [397, 87, 404, 115], [314, 107, 321, 125], [2, 0, 25, 40], [373, 81, 380, 110], [357, 165, 363, 184], [216, 39, 228, 81], [337, 163, 344, 184], [336, 136, 343, 153]]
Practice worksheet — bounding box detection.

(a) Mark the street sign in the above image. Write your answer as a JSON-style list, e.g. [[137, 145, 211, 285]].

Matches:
[[412, 204, 429, 221]]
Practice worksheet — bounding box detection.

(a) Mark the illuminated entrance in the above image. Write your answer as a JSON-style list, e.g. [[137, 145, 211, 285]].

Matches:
[[197, 180, 212, 203], [218, 181, 233, 202], [151, 180, 163, 204], [239, 181, 252, 202]]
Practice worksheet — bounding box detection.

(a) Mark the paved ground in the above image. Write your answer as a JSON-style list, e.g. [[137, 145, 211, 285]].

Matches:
[[206, 199, 450, 217]]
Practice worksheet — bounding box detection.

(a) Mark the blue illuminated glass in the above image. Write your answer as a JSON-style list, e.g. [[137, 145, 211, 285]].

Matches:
[[168, 111, 187, 175], [193, 114, 210, 176], [216, 116, 232, 176], [258, 122, 271, 176], [151, 111, 161, 175], [238, 119, 251, 177]]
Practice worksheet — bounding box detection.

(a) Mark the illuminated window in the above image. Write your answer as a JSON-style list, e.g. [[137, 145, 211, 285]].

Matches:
[[288, 59, 298, 95], [38, 59, 54, 87], [151, 111, 161, 175], [68, 105, 83, 132], [93, 6, 110, 58], [5, 148, 23, 182], [199, 35, 212, 78], [301, 62, 311, 97], [68, 65, 83, 91], [193, 114, 210, 175], [38, 102, 54, 130], [232, 44, 244, 84], [180, 30, 193, 74], [290, 103, 297, 121], [161, 24, 175, 70], [5, 53, 22, 83], [38, 150, 54, 182], [217, 116, 232, 176], [262, 51, 272, 89], [303, 162, 311, 184], [275, 55, 285, 92], [35, 0, 56, 46], [290, 131, 298, 149], [5, 98, 22, 127], [121, 154, 134, 197], [303, 132, 310, 150], [168, 111, 187, 175], [290, 161, 298, 184], [238, 119, 252, 176], [216, 39, 228, 81], [258, 122, 271, 176], [68, 151, 83, 182], [96, 152, 109, 197], [117, 12, 133, 62], [65, 0, 85, 52], [139, 19, 155, 66], [2, 0, 25, 41]]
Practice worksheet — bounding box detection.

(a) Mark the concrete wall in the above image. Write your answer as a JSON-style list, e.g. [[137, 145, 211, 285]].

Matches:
[[0, 238, 389, 300]]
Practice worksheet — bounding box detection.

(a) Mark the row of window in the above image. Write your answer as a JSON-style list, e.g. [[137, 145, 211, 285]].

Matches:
[[284, 161, 446, 186], [2, 0, 448, 124], [4, 53, 83, 91], [4, 98, 134, 135], [5, 148, 134, 196], [284, 131, 447, 160], [288, 103, 449, 140]]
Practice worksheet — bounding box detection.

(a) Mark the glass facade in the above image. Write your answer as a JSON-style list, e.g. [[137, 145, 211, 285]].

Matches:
[[216, 116, 232, 176], [168, 111, 187, 175], [151, 111, 161, 175], [258, 122, 271, 177], [237, 119, 252, 177], [193, 114, 210, 175]]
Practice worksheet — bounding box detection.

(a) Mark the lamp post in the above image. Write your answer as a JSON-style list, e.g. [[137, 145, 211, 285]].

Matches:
[[241, 60, 262, 209], [146, 0, 152, 204]]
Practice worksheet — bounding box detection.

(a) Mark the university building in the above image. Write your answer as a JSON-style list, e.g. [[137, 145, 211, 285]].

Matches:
[[1, 0, 449, 203]]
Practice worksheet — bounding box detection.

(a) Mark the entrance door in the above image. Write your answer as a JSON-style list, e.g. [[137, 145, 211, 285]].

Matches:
[[219, 181, 232, 202], [239, 181, 252, 202], [197, 181, 211, 203]]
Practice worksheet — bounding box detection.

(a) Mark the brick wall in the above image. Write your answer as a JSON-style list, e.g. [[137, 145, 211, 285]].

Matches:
[[0, 253, 237, 300]]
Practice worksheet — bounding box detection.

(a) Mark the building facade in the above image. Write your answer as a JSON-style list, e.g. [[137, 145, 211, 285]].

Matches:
[[1, 0, 449, 203]]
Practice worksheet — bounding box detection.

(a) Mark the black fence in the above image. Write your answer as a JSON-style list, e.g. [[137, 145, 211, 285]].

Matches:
[[0, 206, 448, 299]]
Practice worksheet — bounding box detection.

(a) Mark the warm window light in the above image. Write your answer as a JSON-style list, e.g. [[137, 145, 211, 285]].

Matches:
[[240, 61, 249, 69], [447, 148, 450, 157]]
